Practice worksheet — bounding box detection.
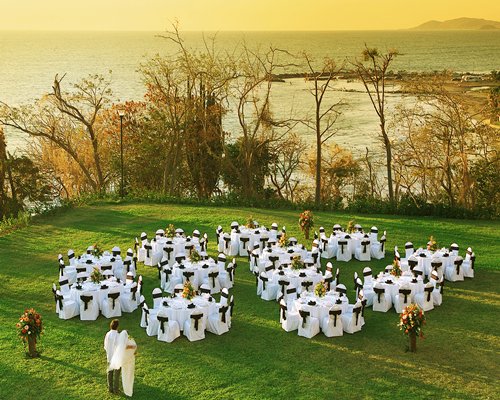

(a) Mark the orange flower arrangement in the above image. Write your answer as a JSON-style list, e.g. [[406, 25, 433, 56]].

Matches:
[[398, 303, 426, 338], [182, 281, 196, 301], [298, 210, 314, 239], [16, 308, 44, 347]]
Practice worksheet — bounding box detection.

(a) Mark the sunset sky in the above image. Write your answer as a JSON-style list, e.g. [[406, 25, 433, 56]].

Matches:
[[1, 0, 499, 31]]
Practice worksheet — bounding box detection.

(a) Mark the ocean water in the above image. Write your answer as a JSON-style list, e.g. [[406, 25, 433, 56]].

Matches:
[[1, 30, 499, 153]]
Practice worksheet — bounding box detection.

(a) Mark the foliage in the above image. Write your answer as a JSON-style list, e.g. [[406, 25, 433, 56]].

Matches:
[[346, 220, 356, 234], [427, 236, 438, 252], [165, 224, 176, 238], [16, 308, 44, 344], [93, 243, 103, 258], [398, 303, 426, 338], [189, 248, 201, 263]]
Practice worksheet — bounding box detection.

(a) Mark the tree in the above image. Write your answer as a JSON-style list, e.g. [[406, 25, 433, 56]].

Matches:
[[301, 53, 343, 206], [351, 46, 399, 203], [0, 73, 113, 194]]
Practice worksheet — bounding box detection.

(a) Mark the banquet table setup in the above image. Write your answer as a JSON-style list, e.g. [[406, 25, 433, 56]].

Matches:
[[53, 245, 143, 321], [139, 283, 234, 342]]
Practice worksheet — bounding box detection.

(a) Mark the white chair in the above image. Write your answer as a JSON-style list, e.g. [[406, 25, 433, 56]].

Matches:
[[369, 227, 378, 243], [261, 272, 279, 301], [276, 276, 291, 301], [102, 288, 122, 318], [462, 248, 475, 278], [121, 283, 138, 313], [355, 239, 371, 261], [280, 299, 301, 332], [371, 233, 386, 260], [156, 311, 181, 343], [58, 276, 71, 297], [430, 259, 444, 280], [415, 282, 435, 312], [404, 242, 414, 259], [55, 290, 79, 319], [341, 301, 363, 334], [336, 239, 351, 262], [207, 306, 230, 335], [297, 309, 320, 339], [450, 243, 460, 257], [432, 277, 445, 306], [321, 305, 343, 337], [79, 292, 100, 321], [373, 284, 392, 312], [184, 312, 206, 341], [239, 234, 251, 257], [393, 285, 412, 314], [149, 287, 162, 309], [283, 287, 298, 307], [143, 241, 154, 266], [143, 304, 159, 336], [219, 288, 230, 306], [208, 270, 221, 294], [445, 256, 464, 282], [139, 298, 148, 328]]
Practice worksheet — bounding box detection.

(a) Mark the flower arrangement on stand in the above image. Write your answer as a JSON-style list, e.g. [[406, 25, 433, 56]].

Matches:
[[16, 308, 44, 358], [398, 303, 426, 352], [298, 210, 314, 240], [391, 258, 402, 278], [314, 281, 327, 298], [93, 243, 103, 258], [346, 220, 356, 234], [427, 236, 438, 252], [189, 248, 201, 263], [166, 224, 176, 238], [291, 255, 304, 270], [90, 267, 104, 284], [182, 281, 196, 301]]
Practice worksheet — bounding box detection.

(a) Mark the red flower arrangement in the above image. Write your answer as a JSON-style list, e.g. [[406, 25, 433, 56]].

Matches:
[[16, 308, 44, 357], [298, 210, 314, 239], [398, 303, 426, 352]]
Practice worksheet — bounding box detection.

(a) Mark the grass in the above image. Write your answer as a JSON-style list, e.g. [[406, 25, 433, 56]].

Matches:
[[0, 201, 499, 399]]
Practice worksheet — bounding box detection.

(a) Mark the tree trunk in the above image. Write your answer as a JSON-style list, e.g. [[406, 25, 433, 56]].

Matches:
[[315, 111, 322, 206], [381, 125, 394, 204]]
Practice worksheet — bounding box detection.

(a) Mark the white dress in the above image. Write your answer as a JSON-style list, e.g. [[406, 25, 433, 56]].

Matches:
[[109, 330, 137, 397]]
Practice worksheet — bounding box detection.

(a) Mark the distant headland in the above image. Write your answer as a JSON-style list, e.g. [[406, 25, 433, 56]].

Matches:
[[410, 17, 500, 30]]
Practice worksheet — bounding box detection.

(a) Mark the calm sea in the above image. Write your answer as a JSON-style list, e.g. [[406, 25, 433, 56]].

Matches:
[[1, 30, 499, 153]]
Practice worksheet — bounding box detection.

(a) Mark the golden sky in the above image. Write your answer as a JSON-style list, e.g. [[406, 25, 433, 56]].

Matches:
[[1, 0, 499, 31]]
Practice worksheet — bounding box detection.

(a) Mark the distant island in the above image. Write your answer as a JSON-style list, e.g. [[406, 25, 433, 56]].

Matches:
[[410, 17, 500, 30]]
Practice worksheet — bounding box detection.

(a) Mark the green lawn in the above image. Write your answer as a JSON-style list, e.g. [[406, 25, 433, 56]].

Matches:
[[0, 201, 499, 399]]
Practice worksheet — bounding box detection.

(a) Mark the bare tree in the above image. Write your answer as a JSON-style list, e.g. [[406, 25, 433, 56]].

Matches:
[[351, 46, 399, 203], [301, 53, 344, 206]]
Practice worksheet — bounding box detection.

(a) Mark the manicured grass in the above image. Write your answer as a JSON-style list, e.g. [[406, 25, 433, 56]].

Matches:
[[0, 201, 499, 399]]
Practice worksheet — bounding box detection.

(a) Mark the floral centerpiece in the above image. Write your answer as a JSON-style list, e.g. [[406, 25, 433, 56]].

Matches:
[[165, 224, 175, 238], [93, 243, 103, 258], [90, 267, 104, 284], [16, 308, 44, 358], [427, 236, 438, 252], [278, 232, 287, 248], [291, 255, 304, 270], [298, 210, 314, 240], [314, 281, 327, 298], [182, 281, 196, 301], [189, 248, 202, 263], [398, 303, 426, 352], [246, 216, 256, 229], [391, 258, 402, 277]]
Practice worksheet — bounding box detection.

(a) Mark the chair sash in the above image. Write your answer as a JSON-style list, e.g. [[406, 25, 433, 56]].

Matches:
[[157, 316, 169, 333], [405, 243, 414, 250], [183, 271, 195, 281], [190, 313, 203, 331], [353, 306, 362, 325], [361, 240, 369, 253], [380, 238, 386, 252], [200, 286, 210, 294], [80, 295, 93, 311], [301, 280, 313, 292], [425, 286, 433, 302], [163, 268, 172, 283], [240, 237, 249, 250], [399, 289, 411, 303], [220, 290, 229, 299], [130, 285, 137, 301], [408, 259, 418, 270], [336, 286, 346, 296], [454, 259, 463, 275], [208, 271, 219, 287], [312, 252, 319, 264], [108, 292, 120, 309], [260, 275, 269, 291], [373, 287, 385, 303], [338, 240, 347, 254], [363, 270, 372, 277], [58, 262, 65, 277], [280, 303, 288, 320], [144, 244, 152, 258], [278, 279, 289, 294], [152, 292, 163, 299], [299, 310, 310, 328], [143, 307, 149, 326], [59, 279, 69, 287], [230, 297, 234, 317], [269, 256, 279, 269], [324, 276, 333, 291], [223, 236, 231, 250], [219, 306, 229, 323], [56, 294, 64, 310], [124, 259, 131, 273], [439, 280, 445, 294], [176, 255, 186, 264], [329, 309, 342, 327], [286, 287, 297, 297], [226, 265, 235, 282], [164, 247, 174, 261]]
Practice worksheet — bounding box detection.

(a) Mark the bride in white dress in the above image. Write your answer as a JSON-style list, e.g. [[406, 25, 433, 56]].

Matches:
[[109, 330, 137, 397]]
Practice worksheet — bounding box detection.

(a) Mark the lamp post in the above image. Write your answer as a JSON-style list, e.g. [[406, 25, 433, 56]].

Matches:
[[118, 110, 125, 198]]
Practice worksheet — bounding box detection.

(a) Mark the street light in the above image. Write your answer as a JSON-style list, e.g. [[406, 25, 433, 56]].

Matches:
[[118, 110, 125, 198]]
